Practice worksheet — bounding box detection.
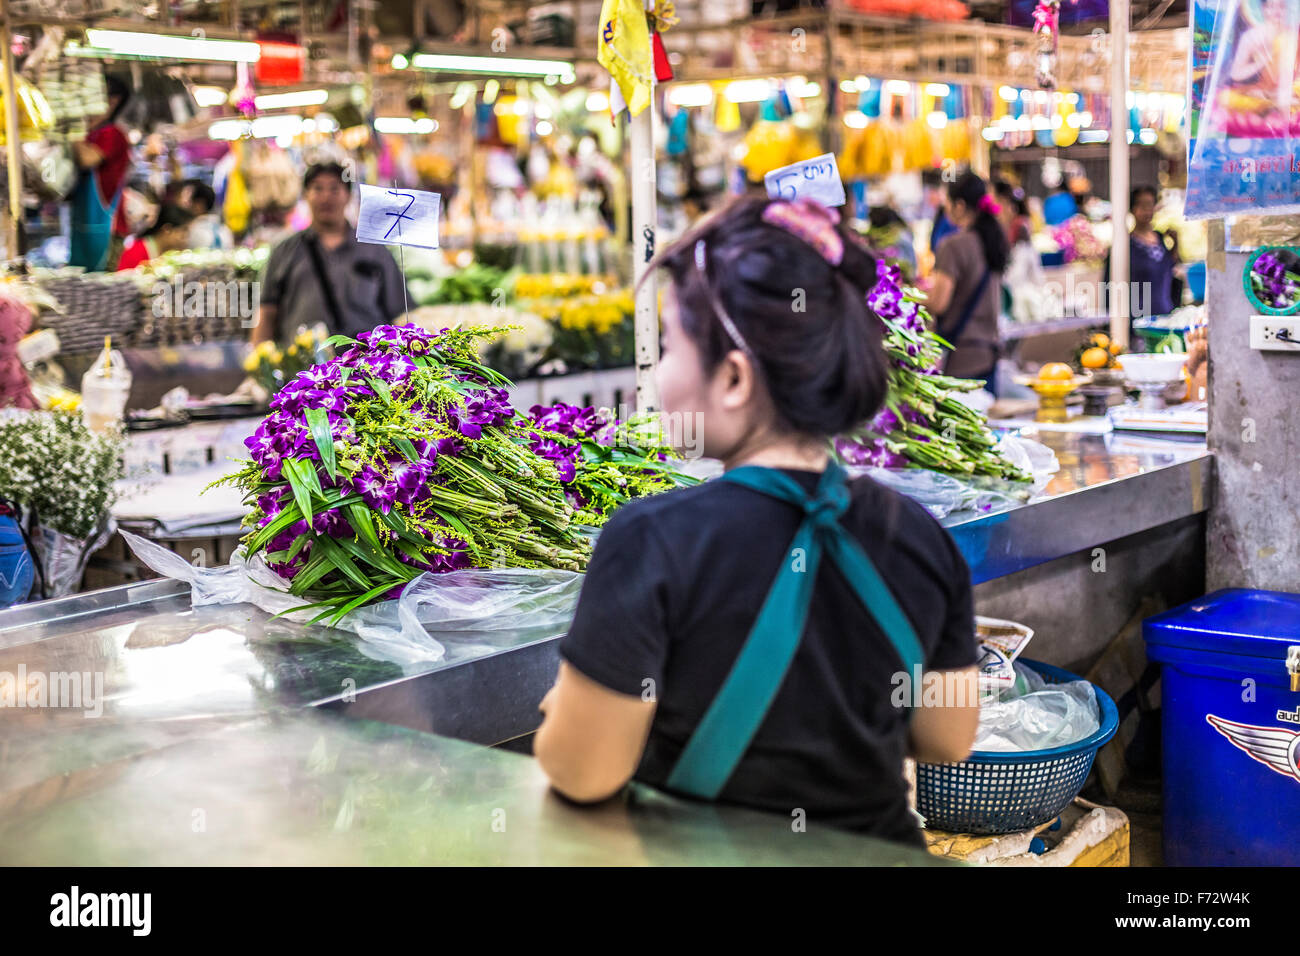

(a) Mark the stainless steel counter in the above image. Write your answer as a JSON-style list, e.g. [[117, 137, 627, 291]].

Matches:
[[0, 711, 941, 865], [946, 429, 1210, 583], [0, 430, 1210, 865]]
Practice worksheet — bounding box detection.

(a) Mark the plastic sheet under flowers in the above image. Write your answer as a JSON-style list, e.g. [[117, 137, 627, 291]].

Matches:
[[974, 661, 1100, 752], [849, 434, 1060, 520], [121, 531, 583, 669]]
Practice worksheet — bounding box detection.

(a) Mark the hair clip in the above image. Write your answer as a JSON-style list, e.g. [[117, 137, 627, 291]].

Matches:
[[694, 238, 752, 355], [761, 198, 844, 266], [978, 194, 1002, 216]]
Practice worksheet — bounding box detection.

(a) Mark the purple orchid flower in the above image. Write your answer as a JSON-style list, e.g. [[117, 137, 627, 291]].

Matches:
[[353, 465, 396, 513]]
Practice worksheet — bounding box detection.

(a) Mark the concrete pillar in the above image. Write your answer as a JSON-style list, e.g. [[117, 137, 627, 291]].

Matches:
[[1206, 249, 1300, 590]]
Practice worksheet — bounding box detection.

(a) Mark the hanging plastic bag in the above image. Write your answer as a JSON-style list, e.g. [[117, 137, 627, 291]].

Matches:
[[121, 531, 584, 670], [223, 142, 252, 234]]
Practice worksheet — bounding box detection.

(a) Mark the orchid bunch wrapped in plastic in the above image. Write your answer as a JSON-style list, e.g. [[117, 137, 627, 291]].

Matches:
[[214, 323, 688, 624], [837, 260, 1032, 482]]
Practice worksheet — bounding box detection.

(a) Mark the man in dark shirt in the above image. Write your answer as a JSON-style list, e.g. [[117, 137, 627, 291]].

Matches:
[[252, 162, 409, 345]]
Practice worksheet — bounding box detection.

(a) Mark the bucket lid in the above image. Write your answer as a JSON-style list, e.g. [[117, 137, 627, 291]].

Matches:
[[1143, 588, 1300, 660]]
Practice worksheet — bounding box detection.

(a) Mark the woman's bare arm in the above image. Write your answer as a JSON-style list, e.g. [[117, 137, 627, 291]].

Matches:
[[922, 270, 956, 317], [534, 662, 657, 803], [906, 666, 980, 763]]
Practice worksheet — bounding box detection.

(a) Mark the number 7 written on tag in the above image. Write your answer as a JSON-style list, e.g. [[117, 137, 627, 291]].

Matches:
[[356, 183, 442, 249]]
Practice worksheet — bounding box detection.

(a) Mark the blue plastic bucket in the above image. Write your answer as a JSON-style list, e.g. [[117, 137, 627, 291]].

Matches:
[[1145, 589, 1300, 866], [0, 511, 34, 608], [915, 659, 1118, 834]]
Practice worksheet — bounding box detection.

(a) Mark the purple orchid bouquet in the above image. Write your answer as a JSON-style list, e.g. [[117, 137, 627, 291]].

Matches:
[[213, 323, 686, 624], [526, 401, 695, 525], [837, 260, 1033, 482], [1250, 251, 1300, 310]]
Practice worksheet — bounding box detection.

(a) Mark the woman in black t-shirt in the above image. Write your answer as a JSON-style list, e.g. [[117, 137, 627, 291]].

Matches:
[[534, 197, 980, 847]]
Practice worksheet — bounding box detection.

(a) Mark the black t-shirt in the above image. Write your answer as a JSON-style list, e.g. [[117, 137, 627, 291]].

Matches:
[[559, 468, 977, 847]]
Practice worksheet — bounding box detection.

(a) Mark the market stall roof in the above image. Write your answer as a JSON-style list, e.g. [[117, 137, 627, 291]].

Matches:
[[662, 9, 1188, 92]]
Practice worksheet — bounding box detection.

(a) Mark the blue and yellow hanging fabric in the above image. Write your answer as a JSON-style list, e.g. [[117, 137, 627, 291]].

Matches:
[[598, 0, 653, 117]]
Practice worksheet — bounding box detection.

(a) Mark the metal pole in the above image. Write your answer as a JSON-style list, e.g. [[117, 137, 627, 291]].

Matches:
[[0, 0, 22, 259], [1108, 0, 1130, 349], [630, 96, 659, 414]]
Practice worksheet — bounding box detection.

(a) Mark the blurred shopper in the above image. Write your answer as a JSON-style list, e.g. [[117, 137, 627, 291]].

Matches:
[[923, 172, 1009, 387], [253, 162, 409, 346], [0, 294, 37, 410], [994, 181, 1046, 322], [115, 203, 195, 271], [1107, 185, 1181, 319], [863, 205, 917, 280], [69, 75, 134, 271], [176, 179, 231, 250]]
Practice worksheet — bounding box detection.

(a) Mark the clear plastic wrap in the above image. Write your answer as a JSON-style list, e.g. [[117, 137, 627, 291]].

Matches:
[[974, 661, 1100, 752], [849, 434, 1059, 519], [121, 531, 583, 669]]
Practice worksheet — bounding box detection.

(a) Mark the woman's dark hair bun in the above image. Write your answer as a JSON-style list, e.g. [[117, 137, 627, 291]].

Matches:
[[651, 196, 889, 439]]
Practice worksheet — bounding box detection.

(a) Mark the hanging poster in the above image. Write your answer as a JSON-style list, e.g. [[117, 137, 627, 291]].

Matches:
[[1186, 0, 1300, 219]]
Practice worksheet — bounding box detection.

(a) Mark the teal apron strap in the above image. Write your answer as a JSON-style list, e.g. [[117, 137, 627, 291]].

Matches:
[[664, 463, 924, 800]]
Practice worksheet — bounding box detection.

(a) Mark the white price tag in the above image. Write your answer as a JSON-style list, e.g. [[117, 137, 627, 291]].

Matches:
[[356, 183, 441, 249], [763, 153, 847, 208]]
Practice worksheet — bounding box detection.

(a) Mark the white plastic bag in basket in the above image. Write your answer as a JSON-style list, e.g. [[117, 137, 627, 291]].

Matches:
[[974, 661, 1099, 752]]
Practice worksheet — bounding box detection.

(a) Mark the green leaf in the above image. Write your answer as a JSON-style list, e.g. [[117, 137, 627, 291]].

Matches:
[[312, 535, 375, 591], [393, 436, 419, 463], [432, 507, 474, 542], [368, 376, 392, 403], [322, 333, 356, 350], [345, 502, 382, 551], [305, 407, 337, 480], [313, 579, 403, 626], [282, 459, 315, 528], [298, 458, 324, 498], [246, 501, 304, 554], [388, 538, 430, 565], [333, 534, 411, 581], [287, 532, 313, 563], [289, 550, 336, 595]]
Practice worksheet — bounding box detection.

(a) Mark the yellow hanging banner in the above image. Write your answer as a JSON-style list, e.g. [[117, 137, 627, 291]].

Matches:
[[598, 0, 653, 116]]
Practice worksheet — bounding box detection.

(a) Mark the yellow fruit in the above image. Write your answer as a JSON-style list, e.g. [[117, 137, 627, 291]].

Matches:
[[1091, 332, 1110, 348], [1080, 347, 1110, 369], [1109, 342, 1123, 355], [1038, 362, 1075, 381]]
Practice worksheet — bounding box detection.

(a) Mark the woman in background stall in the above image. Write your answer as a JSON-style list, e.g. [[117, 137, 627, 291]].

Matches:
[[1109, 185, 1181, 320], [922, 172, 1009, 389], [995, 180, 1046, 324]]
